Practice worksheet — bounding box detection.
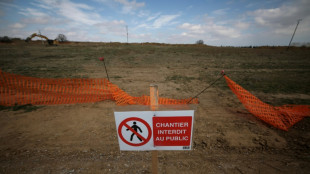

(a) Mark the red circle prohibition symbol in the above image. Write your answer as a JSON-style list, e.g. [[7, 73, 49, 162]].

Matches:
[[118, 117, 152, 146]]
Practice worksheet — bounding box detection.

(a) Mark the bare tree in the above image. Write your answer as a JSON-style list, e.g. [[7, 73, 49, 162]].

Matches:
[[0, 36, 12, 43], [196, 40, 204, 45], [56, 34, 68, 42]]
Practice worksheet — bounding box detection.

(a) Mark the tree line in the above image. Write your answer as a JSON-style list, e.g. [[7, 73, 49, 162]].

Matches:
[[0, 34, 68, 43]]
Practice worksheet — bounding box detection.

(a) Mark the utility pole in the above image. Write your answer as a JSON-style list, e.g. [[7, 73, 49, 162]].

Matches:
[[287, 19, 302, 50], [38, 29, 44, 45], [126, 25, 128, 44]]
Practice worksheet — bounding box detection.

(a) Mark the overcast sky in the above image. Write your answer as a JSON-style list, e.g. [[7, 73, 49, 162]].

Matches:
[[0, 0, 309, 46]]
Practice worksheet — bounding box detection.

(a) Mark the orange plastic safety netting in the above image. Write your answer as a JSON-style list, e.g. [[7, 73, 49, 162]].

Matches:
[[0, 70, 198, 106], [224, 75, 310, 131]]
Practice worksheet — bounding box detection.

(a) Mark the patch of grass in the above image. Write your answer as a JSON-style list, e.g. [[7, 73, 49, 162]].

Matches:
[[166, 75, 195, 83], [225, 70, 310, 94], [0, 104, 43, 112], [0, 42, 309, 106], [112, 75, 122, 79], [272, 98, 310, 106]]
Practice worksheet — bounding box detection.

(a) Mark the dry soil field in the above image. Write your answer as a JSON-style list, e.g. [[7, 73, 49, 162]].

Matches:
[[0, 41, 309, 173]]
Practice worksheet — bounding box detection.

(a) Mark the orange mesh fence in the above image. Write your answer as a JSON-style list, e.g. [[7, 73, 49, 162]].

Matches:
[[0, 70, 198, 106], [224, 75, 310, 131]]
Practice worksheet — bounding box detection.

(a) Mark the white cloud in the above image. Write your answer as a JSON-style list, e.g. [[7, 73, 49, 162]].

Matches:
[[9, 23, 25, 29], [17, 0, 101, 26], [178, 18, 241, 41], [134, 13, 180, 30], [212, 8, 229, 16], [58, 2, 99, 25], [147, 12, 161, 21], [130, 33, 155, 42], [234, 21, 250, 30], [31, 0, 101, 25], [18, 7, 55, 25], [274, 27, 293, 35], [153, 14, 180, 28], [22, 16, 67, 25], [168, 0, 310, 45], [247, 0, 310, 46], [179, 23, 204, 34], [250, 0, 310, 28], [2, 0, 309, 45], [96, 20, 126, 35], [1, 0, 108, 41], [136, 23, 148, 28], [114, 0, 145, 14], [19, 8, 47, 17], [0, 1, 20, 9]]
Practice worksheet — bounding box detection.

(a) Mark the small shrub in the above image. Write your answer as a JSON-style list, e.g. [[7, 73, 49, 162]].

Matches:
[[0, 36, 12, 43], [195, 40, 204, 45]]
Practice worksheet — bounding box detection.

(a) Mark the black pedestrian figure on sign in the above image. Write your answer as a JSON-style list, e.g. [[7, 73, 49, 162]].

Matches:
[[127, 121, 143, 141]]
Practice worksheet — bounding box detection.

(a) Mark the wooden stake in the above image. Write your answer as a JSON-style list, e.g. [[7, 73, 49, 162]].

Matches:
[[150, 84, 158, 110], [150, 84, 158, 174], [152, 151, 158, 174]]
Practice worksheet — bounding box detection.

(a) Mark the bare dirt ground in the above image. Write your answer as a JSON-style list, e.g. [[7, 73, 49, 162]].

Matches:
[[0, 41, 309, 173]]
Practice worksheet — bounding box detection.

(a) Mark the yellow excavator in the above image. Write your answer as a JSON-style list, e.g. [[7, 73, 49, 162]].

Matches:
[[25, 33, 59, 45]]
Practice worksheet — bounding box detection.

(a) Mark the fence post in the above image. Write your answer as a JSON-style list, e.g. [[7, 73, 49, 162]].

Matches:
[[150, 84, 158, 174]]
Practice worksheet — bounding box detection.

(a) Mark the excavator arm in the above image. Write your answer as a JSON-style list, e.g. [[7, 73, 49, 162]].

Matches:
[[25, 33, 58, 45]]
